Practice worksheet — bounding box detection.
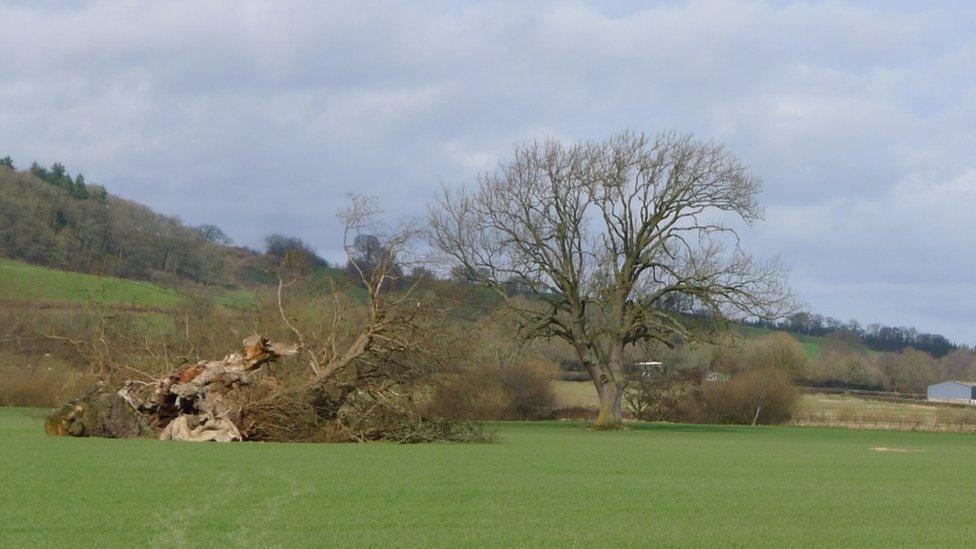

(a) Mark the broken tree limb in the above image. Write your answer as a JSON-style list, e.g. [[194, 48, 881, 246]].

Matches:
[[160, 414, 242, 442]]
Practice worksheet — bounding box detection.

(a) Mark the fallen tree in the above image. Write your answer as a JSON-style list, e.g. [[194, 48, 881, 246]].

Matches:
[[46, 335, 297, 441], [46, 196, 493, 444]]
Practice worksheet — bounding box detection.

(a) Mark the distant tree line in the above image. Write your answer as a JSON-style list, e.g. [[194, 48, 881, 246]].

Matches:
[[0, 157, 235, 285], [631, 330, 976, 401], [745, 312, 958, 358]]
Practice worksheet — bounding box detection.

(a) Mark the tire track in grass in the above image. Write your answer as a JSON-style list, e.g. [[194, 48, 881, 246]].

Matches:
[[148, 471, 239, 548], [227, 470, 312, 547]]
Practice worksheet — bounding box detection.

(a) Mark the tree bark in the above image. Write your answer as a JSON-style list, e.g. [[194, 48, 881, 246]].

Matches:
[[45, 381, 152, 438], [591, 364, 626, 429]]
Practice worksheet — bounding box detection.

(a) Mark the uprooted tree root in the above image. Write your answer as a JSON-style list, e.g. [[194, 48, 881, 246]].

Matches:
[[45, 335, 494, 444]]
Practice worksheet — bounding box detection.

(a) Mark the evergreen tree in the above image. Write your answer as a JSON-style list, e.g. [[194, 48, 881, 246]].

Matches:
[[29, 162, 48, 180], [49, 162, 68, 187], [89, 184, 108, 201], [71, 173, 90, 199], [0, 156, 13, 169]]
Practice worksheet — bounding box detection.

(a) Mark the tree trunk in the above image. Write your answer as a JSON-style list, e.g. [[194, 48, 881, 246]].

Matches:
[[593, 377, 624, 429], [584, 345, 628, 429], [587, 360, 625, 430]]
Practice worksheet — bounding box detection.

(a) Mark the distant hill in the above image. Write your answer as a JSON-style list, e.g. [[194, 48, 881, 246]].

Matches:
[[0, 160, 255, 287], [0, 157, 960, 358], [743, 315, 958, 358]]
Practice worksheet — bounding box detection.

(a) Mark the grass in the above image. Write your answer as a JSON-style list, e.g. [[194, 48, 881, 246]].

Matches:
[[799, 394, 936, 419], [796, 394, 976, 424], [205, 289, 260, 311], [0, 259, 185, 309], [553, 380, 599, 407], [0, 259, 257, 311], [3, 408, 976, 546]]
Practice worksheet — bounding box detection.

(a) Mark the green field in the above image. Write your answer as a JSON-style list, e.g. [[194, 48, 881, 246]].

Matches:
[[799, 394, 944, 420], [0, 259, 258, 311], [553, 380, 600, 407], [3, 408, 976, 546], [0, 259, 184, 308]]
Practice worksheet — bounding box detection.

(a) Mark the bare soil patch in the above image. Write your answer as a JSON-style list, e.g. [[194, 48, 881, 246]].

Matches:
[[871, 446, 925, 453]]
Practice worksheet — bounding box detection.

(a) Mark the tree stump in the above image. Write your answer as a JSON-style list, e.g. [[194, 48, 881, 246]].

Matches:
[[44, 381, 152, 438]]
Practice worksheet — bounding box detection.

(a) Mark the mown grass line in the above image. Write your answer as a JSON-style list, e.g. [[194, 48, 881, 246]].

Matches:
[[2, 407, 975, 546]]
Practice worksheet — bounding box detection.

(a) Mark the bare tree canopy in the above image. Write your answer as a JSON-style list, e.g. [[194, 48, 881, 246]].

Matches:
[[198, 224, 232, 245], [430, 131, 793, 428]]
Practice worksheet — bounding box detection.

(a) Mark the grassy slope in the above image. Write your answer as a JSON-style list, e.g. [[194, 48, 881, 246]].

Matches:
[[3, 408, 976, 546], [739, 324, 825, 359], [0, 259, 257, 310], [0, 259, 184, 308]]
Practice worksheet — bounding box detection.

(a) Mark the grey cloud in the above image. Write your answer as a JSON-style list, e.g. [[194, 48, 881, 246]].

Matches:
[[1, 0, 975, 341]]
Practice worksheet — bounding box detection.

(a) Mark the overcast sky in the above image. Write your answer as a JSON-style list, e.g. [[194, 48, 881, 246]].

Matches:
[[2, 0, 975, 342]]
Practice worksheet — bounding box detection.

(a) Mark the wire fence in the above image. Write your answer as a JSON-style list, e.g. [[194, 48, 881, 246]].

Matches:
[[792, 413, 976, 433]]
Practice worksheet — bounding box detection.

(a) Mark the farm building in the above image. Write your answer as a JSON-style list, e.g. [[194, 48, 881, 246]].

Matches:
[[926, 381, 976, 404]]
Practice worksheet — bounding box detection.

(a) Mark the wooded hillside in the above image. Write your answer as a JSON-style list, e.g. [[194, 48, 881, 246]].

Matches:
[[0, 160, 240, 286]]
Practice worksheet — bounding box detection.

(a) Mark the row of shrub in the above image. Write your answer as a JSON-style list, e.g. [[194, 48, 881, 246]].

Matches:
[[622, 367, 797, 425], [422, 329, 803, 426]]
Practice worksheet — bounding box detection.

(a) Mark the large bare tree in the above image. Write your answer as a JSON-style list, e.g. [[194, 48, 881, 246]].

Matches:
[[430, 131, 792, 428]]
